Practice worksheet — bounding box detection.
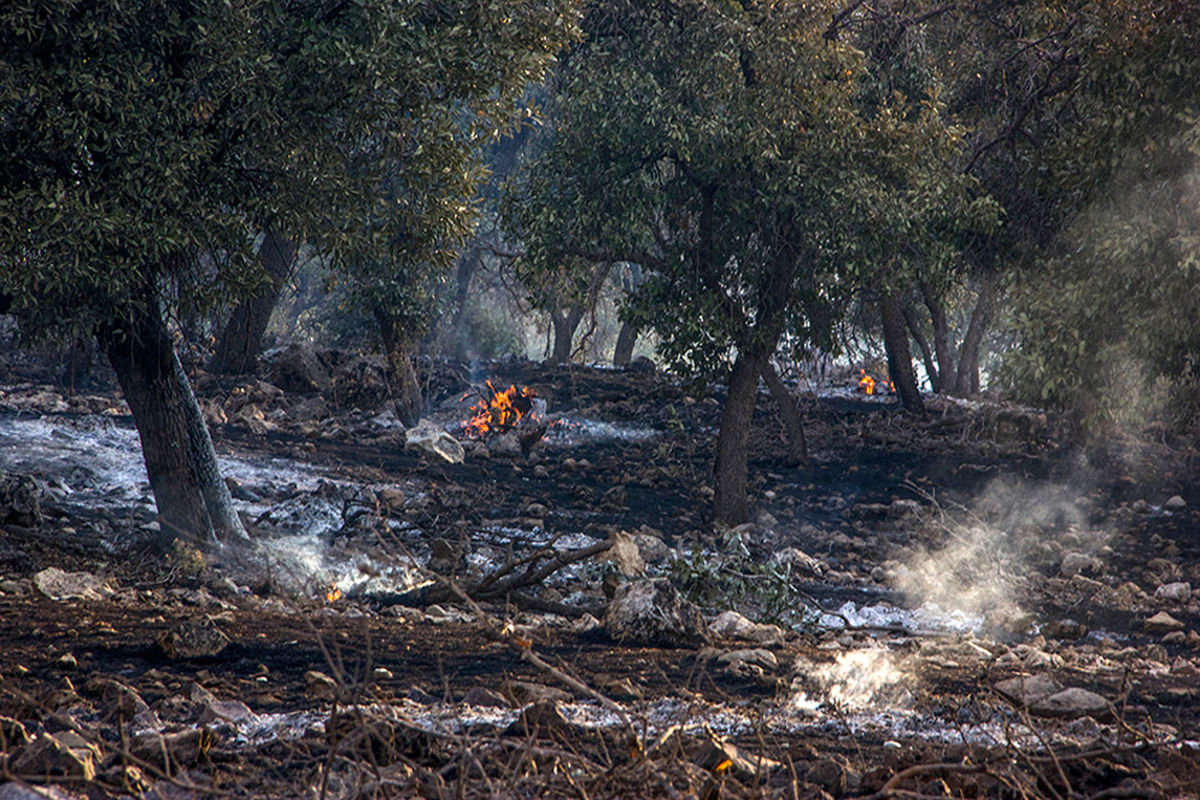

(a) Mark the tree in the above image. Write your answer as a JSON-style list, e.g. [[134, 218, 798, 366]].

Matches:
[[507, 0, 976, 523], [0, 0, 577, 546]]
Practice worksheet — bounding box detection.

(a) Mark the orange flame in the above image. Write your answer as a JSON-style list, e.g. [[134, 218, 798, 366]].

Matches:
[[462, 381, 537, 438], [858, 370, 877, 395], [326, 583, 342, 603]]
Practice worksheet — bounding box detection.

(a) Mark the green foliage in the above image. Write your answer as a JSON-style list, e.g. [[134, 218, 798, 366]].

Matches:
[[0, 0, 579, 348], [670, 529, 817, 630]]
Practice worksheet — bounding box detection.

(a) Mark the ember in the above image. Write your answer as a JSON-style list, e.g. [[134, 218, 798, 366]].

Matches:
[[325, 583, 342, 603], [461, 381, 540, 438]]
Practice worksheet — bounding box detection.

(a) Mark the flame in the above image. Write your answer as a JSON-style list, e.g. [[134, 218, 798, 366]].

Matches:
[[858, 370, 894, 395], [326, 583, 342, 603], [462, 381, 537, 438]]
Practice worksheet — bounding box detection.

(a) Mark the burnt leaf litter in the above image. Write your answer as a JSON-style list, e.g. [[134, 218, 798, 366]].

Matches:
[[1, 347, 1199, 799]]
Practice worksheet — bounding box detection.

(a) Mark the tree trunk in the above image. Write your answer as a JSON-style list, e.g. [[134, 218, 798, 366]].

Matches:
[[375, 307, 423, 426], [920, 281, 955, 395], [548, 305, 583, 365], [953, 272, 997, 397], [612, 320, 637, 367], [880, 291, 925, 414], [60, 337, 94, 394], [447, 248, 481, 360], [210, 231, 297, 374], [714, 347, 768, 525], [100, 300, 246, 548], [761, 360, 806, 466], [901, 304, 937, 393]]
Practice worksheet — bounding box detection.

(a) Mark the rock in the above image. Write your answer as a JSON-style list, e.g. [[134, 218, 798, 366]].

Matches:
[[772, 547, 825, 576], [505, 701, 572, 737], [33, 567, 111, 602], [1041, 620, 1088, 640], [995, 674, 1062, 706], [331, 354, 390, 409], [0, 473, 42, 527], [461, 686, 510, 708], [693, 736, 781, 782], [709, 610, 785, 645], [631, 531, 672, 563], [1030, 687, 1111, 720], [717, 648, 778, 675], [603, 579, 709, 648], [157, 618, 231, 659], [1059, 551, 1097, 578], [199, 700, 258, 725], [405, 420, 465, 464], [304, 670, 339, 701], [131, 728, 214, 769], [262, 342, 331, 394], [1144, 611, 1186, 634], [600, 484, 628, 510], [1164, 495, 1187, 511], [1154, 582, 1192, 604], [606, 531, 645, 577], [0, 715, 31, 749], [500, 680, 572, 706], [85, 677, 149, 720], [11, 731, 100, 780]]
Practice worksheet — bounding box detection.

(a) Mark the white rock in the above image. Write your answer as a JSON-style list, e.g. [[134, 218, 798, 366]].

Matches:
[[1059, 551, 1097, 578], [1164, 495, 1187, 511], [1154, 582, 1191, 603], [33, 567, 111, 602], [603, 579, 709, 647], [404, 420, 464, 464], [709, 609, 785, 645]]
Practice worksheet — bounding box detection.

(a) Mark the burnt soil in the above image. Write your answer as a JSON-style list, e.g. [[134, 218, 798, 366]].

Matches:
[[1, 353, 1199, 798]]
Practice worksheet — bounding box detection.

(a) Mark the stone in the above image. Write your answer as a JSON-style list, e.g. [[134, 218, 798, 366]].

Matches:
[[603, 578, 709, 648], [709, 610, 785, 645], [505, 701, 572, 737], [131, 728, 214, 769], [1144, 611, 1186, 634], [1041, 620, 1088, 640], [995, 674, 1063, 706], [500, 680, 572, 706], [157, 618, 231, 659], [306, 670, 339, 701], [262, 342, 331, 394], [0, 473, 42, 527], [199, 700, 258, 725], [1164, 495, 1187, 511], [631, 531, 672, 563], [0, 715, 30, 750], [85, 677, 149, 720], [33, 567, 111, 602], [461, 686, 510, 708], [693, 736, 781, 782], [606, 531, 645, 577], [1030, 687, 1111, 720], [1059, 551, 1097, 578], [405, 420, 465, 464], [772, 547, 826, 576], [1154, 582, 1192, 604], [717, 648, 778, 674], [11, 731, 100, 780]]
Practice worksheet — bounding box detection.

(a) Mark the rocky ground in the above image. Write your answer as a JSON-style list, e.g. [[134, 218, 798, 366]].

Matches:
[[1, 344, 1199, 799]]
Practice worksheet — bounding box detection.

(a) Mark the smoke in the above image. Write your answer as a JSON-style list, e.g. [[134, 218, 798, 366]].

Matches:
[[793, 648, 914, 711], [889, 478, 1104, 630]]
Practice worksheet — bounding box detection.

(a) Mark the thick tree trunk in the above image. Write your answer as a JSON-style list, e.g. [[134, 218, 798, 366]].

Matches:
[[612, 321, 637, 367], [210, 231, 296, 375], [761, 360, 807, 466], [880, 291, 925, 414], [375, 307, 423, 426], [447, 249, 480, 360], [920, 281, 955, 395], [100, 300, 246, 548], [714, 347, 769, 525], [547, 305, 583, 365], [953, 273, 996, 397]]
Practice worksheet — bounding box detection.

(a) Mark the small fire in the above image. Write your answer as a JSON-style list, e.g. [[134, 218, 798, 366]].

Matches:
[[462, 381, 537, 438], [325, 583, 342, 603], [858, 370, 894, 395]]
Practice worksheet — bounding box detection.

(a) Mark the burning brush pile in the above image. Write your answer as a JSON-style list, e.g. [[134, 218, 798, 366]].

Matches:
[[458, 380, 549, 455]]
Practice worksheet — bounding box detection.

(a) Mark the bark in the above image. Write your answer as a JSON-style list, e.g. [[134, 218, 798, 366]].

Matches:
[[375, 307, 423, 426], [100, 300, 246, 547], [920, 280, 955, 395], [880, 291, 925, 414], [612, 321, 637, 367], [901, 304, 938, 393], [953, 273, 997, 397], [761, 360, 807, 466], [60, 337, 94, 394], [714, 347, 769, 525], [548, 305, 584, 365], [210, 231, 297, 374], [447, 249, 481, 360]]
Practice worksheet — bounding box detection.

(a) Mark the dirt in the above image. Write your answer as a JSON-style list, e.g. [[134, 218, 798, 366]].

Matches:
[[1, 353, 1199, 798]]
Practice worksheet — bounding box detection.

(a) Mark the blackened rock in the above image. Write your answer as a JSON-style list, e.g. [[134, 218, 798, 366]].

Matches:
[[603, 578, 709, 647], [262, 342, 331, 394], [0, 474, 41, 527]]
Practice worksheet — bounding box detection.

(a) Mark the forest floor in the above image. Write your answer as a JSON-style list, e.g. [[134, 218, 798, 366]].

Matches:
[[1, 347, 1199, 799]]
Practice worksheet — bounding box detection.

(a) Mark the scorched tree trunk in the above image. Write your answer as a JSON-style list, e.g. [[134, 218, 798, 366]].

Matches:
[[880, 291, 925, 414], [375, 307, 423, 426], [714, 347, 769, 525], [210, 231, 296, 375]]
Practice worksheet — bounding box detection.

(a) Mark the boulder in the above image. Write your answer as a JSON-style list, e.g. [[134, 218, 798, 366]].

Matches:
[[1030, 687, 1111, 720], [33, 567, 111, 602], [603, 579, 709, 647], [262, 342, 331, 394], [405, 420, 465, 464], [11, 732, 100, 780]]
